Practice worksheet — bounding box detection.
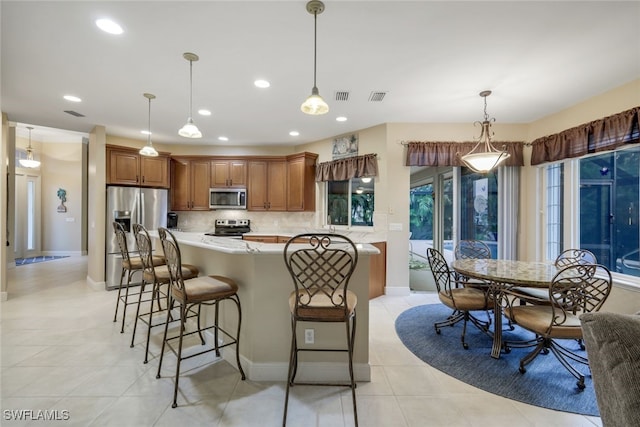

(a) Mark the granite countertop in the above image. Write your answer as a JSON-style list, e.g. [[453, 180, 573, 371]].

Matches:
[[149, 230, 380, 255], [242, 228, 386, 244]]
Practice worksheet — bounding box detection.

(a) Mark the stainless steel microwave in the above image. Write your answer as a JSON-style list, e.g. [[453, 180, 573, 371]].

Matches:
[[209, 188, 247, 210]]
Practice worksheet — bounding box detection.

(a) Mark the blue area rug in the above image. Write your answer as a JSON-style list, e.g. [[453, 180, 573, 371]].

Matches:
[[15, 256, 69, 266], [395, 304, 599, 416]]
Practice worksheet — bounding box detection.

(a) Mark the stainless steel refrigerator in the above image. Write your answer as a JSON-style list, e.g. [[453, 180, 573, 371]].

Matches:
[[105, 186, 168, 289]]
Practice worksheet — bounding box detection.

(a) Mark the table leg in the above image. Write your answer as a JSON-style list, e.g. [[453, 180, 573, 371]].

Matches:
[[490, 282, 502, 359]]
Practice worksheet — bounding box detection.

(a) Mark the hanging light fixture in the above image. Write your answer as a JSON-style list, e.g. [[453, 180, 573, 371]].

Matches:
[[300, 0, 329, 115], [19, 127, 41, 168], [178, 52, 202, 138], [459, 90, 511, 173], [139, 93, 159, 157]]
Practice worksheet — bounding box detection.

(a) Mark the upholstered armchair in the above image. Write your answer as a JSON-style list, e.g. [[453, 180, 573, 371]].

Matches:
[[580, 311, 640, 427]]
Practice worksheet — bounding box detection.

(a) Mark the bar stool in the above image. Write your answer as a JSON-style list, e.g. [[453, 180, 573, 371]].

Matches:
[[112, 222, 164, 333], [282, 233, 359, 427], [131, 224, 199, 363], [156, 227, 246, 408]]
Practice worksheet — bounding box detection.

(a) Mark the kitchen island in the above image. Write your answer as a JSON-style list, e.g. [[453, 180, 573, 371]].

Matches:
[[150, 231, 379, 382]]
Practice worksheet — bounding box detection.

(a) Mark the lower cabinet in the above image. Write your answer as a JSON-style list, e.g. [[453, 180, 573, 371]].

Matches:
[[369, 242, 387, 299]]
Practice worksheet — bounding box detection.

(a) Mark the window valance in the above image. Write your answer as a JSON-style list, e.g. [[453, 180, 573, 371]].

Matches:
[[315, 153, 378, 182], [530, 106, 640, 165], [405, 141, 524, 167]]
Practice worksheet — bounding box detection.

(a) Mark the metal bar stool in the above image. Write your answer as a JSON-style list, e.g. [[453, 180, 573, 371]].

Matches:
[[111, 222, 164, 333], [131, 224, 199, 363], [156, 227, 246, 408], [282, 233, 359, 427]]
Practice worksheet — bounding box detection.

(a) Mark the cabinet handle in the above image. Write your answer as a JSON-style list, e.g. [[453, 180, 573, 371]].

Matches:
[[142, 176, 145, 183], [136, 175, 139, 182]]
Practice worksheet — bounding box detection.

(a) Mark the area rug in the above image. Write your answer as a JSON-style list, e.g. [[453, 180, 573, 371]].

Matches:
[[395, 304, 599, 416], [15, 256, 69, 266]]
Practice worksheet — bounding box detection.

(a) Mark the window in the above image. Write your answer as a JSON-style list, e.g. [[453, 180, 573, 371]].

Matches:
[[544, 145, 640, 278], [580, 146, 639, 277], [545, 164, 564, 261], [459, 168, 498, 258], [409, 183, 433, 240], [327, 178, 374, 227]]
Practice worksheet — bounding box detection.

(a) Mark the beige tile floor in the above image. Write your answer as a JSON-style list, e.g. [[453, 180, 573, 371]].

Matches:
[[1, 256, 602, 426]]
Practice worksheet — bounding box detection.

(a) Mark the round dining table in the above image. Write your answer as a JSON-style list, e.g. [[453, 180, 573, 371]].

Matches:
[[451, 259, 560, 358]]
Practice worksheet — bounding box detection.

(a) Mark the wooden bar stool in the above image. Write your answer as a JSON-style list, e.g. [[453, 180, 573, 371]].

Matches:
[[156, 227, 245, 408]]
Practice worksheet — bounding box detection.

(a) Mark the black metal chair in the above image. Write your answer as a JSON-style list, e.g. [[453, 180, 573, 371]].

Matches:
[[131, 224, 199, 362], [504, 263, 612, 390], [111, 221, 164, 334], [282, 233, 359, 427], [427, 248, 492, 349], [156, 227, 245, 408]]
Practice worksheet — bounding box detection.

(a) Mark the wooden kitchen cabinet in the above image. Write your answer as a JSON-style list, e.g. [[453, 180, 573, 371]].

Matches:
[[106, 145, 170, 188], [243, 235, 279, 243], [170, 158, 210, 210], [210, 159, 246, 187], [287, 152, 318, 212], [369, 242, 387, 299], [247, 160, 287, 211]]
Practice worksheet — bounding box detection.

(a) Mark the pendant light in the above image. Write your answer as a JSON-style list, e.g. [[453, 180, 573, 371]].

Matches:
[[459, 90, 511, 173], [19, 127, 41, 168], [178, 52, 202, 138], [300, 0, 329, 115], [139, 93, 159, 157]]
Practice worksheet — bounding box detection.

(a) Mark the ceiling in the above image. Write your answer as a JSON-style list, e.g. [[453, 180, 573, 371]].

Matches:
[[3, 1, 639, 145]]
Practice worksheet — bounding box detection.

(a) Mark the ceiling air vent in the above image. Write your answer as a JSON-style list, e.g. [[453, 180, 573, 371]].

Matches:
[[334, 91, 349, 101], [368, 91, 387, 102], [64, 110, 85, 117]]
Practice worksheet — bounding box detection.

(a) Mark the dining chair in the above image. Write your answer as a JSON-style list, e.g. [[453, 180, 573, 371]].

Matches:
[[504, 263, 612, 390], [156, 227, 245, 408], [282, 233, 359, 427], [112, 221, 165, 333], [453, 240, 492, 288], [426, 248, 492, 350], [514, 248, 598, 306], [131, 224, 199, 363]]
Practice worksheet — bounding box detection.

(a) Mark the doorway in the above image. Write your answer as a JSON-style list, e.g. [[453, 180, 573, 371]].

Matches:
[[409, 167, 453, 291], [14, 172, 41, 259]]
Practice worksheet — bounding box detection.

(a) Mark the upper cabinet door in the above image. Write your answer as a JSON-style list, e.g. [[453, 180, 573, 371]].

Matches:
[[247, 161, 268, 210], [140, 155, 169, 188], [107, 148, 140, 186], [170, 159, 190, 210], [267, 160, 287, 211], [211, 159, 246, 187]]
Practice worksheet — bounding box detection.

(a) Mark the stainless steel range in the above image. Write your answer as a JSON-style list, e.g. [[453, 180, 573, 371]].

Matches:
[[205, 219, 251, 238]]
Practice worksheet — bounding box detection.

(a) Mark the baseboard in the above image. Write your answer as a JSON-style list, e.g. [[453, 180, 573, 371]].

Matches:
[[384, 285, 411, 297], [86, 275, 105, 291], [41, 251, 84, 257], [204, 330, 371, 382]]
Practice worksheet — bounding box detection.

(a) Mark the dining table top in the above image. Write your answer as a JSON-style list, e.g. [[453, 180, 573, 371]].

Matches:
[[451, 258, 560, 288]]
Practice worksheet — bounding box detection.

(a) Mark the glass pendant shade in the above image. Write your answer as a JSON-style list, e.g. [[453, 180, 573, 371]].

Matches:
[[178, 118, 202, 138], [301, 1, 328, 116], [460, 91, 510, 173], [140, 93, 159, 157], [178, 52, 202, 138], [19, 127, 41, 168], [301, 87, 329, 115]]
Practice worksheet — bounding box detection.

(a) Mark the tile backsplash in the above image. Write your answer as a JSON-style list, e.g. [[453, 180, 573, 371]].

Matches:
[[174, 211, 319, 233]]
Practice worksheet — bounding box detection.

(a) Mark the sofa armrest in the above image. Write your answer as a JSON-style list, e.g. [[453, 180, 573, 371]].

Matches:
[[580, 311, 640, 427]]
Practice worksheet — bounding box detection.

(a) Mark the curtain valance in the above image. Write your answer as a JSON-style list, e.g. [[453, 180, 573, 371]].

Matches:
[[405, 141, 524, 167], [315, 153, 378, 182], [531, 106, 640, 165]]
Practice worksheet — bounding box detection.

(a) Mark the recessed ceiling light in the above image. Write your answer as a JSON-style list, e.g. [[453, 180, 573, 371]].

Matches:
[[289, 131, 300, 136], [63, 95, 82, 102], [198, 109, 212, 116], [254, 79, 270, 88], [218, 136, 229, 141], [95, 18, 123, 35], [141, 130, 151, 135], [336, 116, 347, 122]]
